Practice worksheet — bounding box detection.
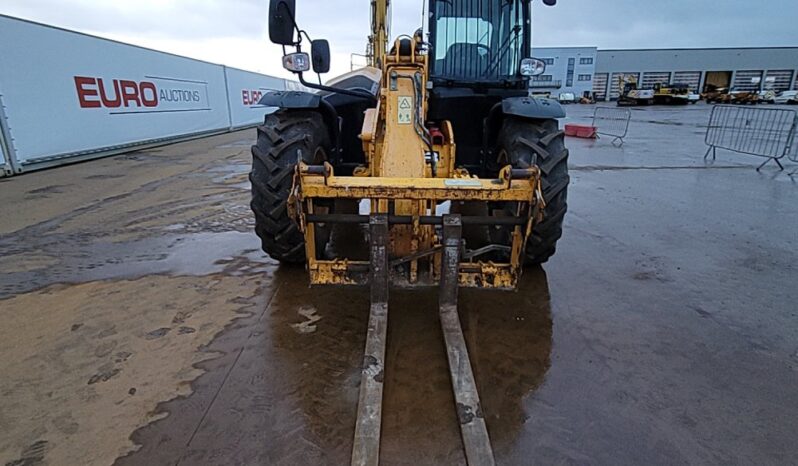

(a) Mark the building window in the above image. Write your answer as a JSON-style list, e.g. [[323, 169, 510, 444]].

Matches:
[[534, 75, 553, 82], [579, 57, 594, 65], [578, 74, 592, 82], [541, 58, 554, 65], [566, 58, 575, 87]]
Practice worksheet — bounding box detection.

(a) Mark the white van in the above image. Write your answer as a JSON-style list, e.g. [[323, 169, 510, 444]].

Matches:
[[774, 90, 798, 105], [558, 92, 576, 104]]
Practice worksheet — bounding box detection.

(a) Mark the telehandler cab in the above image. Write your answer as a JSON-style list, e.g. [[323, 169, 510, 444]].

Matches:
[[249, 0, 567, 463]]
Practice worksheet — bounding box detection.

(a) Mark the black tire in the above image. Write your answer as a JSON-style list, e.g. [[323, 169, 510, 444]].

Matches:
[[491, 117, 569, 265], [249, 110, 330, 263]]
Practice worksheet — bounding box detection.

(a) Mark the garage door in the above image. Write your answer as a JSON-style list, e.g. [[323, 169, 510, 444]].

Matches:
[[732, 70, 764, 91], [610, 72, 640, 100], [642, 72, 671, 89], [593, 73, 609, 100], [764, 70, 794, 91], [673, 71, 701, 92]]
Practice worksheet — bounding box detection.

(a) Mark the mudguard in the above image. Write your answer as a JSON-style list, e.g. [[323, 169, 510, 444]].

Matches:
[[256, 90, 341, 157], [258, 90, 321, 109], [501, 96, 566, 120]]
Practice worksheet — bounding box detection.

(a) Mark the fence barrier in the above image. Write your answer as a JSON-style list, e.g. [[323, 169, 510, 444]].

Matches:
[[0, 15, 291, 177], [703, 105, 797, 171], [787, 120, 798, 176], [592, 107, 631, 146]]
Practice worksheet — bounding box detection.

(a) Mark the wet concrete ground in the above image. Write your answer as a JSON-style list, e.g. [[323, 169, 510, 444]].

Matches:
[[1, 103, 797, 465]]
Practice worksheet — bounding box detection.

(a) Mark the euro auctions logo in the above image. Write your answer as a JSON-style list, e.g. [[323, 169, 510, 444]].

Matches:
[[241, 89, 263, 106], [74, 75, 210, 114], [242, 87, 281, 107]]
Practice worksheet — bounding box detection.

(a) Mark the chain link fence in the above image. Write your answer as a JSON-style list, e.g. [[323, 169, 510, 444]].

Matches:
[[592, 107, 631, 146], [703, 105, 797, 171]]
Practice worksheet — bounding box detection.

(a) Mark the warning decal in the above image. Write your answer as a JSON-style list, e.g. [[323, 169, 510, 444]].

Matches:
[[397, 96, 412, 125]]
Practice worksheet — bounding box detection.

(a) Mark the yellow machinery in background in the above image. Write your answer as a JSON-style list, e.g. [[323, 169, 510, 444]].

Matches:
[[617, 74, 654, 106], [653, 82, 690, 105]]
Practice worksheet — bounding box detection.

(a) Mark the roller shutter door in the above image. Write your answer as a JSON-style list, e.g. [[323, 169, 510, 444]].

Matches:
[[764, 70, 794, 91], [593, 73, 608, 100], [732, 70, 763, 91], [673, 71, 701, 92], [642, 72, 671, 89], [610, 72, 639, 100]]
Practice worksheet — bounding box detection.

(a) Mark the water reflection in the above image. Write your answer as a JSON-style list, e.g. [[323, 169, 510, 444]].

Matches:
[[462, 267, 553, 456], [269, 265, 552, 463]]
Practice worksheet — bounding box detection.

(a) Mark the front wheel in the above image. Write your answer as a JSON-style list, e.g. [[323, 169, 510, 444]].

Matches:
[[458, 118, 569, 265], [249, 110, 331, 263], [498, 118, 569, 264]]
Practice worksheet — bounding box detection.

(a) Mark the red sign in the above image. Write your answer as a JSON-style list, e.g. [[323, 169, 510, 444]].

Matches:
[[74, 76, 158, 108], [242, 90, 263, 106]]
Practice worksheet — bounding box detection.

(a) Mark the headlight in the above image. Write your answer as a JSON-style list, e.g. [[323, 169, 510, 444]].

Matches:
[[282, 52, 310, 72], [520, 58, 546, 77]]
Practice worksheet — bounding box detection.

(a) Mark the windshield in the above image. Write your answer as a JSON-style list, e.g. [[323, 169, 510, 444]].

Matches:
[[431, 0, 528, 82]]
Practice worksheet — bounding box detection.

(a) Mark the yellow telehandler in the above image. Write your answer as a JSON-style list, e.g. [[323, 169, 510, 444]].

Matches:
[[250, 0, 566, 463]]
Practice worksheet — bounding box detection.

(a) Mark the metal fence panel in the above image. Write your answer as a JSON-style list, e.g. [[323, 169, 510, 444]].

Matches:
[[592, 107, 631, 146], [0, 133, 8, 177], [223, 67, 284, 129], [0, 89, 16, 176], [0, 16, 231, 168], [704, 105, 797, 171], [0, 15, 291, 176]]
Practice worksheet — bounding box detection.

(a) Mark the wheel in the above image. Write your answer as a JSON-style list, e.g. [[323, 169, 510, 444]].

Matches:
[[249, 110, 330, 263], [486, 117, 569, 265]]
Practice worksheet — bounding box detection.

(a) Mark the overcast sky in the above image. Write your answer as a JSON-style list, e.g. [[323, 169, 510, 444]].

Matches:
[[2, 0, 797, 78]]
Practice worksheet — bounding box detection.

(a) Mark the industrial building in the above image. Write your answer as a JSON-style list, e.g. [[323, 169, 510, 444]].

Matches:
[[531, 46, 798, 101], [529, 47, 597, 98]]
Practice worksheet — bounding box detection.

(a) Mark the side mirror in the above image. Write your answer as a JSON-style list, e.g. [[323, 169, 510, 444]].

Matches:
[[311, 39, 331, 74], [542, 0, 557, 5], [269, 0, 296, 45]]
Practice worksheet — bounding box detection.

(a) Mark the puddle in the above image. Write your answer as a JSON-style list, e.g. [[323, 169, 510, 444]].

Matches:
[[0, 231, 274, 298]]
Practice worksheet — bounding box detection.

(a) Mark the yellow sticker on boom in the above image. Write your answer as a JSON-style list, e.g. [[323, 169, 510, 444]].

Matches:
[[397, 96, 412, 125]]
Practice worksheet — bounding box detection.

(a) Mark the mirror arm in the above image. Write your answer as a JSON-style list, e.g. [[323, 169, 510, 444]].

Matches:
[[273, 1, 373, 103]]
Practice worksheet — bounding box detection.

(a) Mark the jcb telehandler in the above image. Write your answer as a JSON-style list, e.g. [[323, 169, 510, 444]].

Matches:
[[250, 0, 567, 463]]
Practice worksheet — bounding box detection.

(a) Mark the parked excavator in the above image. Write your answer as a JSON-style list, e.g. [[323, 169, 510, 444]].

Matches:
[[249, 0, 567, 464], [616, 74, 654, 106]]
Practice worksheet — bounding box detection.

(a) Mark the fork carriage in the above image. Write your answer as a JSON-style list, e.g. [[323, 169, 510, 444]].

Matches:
[[289, 161, 546, 290]]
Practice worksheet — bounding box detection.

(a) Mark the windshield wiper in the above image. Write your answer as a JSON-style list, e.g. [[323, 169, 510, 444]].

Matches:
[[482, 24, 521, 77]]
